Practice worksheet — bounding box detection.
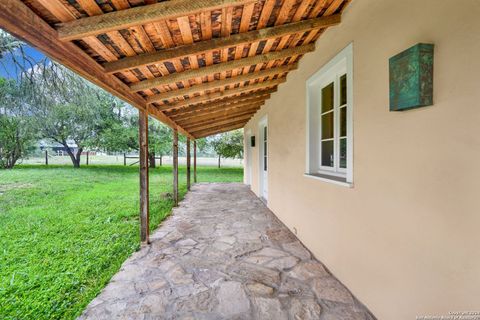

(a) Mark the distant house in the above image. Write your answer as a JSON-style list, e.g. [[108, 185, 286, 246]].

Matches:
[[38, 140, 94, 156]]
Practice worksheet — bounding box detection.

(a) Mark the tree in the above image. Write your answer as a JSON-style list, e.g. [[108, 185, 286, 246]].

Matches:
[[99, 112, 172, 168], [209, 130, 244, 168], [0, 32, 39, 169], [0, 32, 21, 57], [0, 79, 35, 169], [24, 63, 127, 168], [148, 121, 172, 167]]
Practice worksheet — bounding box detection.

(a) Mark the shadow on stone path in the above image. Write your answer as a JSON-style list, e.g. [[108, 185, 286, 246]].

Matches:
[[79, 183, 376, 320]]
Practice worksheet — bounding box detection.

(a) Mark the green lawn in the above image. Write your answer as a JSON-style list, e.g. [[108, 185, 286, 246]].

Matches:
[[0, 165, 243, 320]]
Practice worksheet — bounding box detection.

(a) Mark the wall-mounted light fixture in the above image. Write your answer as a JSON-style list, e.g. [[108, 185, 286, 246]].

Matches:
[[251, 136, 256, 147], [389, 43, 434, 111]]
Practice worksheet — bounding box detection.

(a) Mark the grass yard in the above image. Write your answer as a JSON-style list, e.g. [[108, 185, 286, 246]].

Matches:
[[0, 165, 243, 320]]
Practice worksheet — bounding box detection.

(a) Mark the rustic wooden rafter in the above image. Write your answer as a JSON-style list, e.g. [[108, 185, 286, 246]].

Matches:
[[194, 121, 248, 138], [104, 14, 340, 74], [177, 106, 261, 126], [129, 44, 313, 92], [186, 113, 256, 133], [156, 86, 278, 112], [172, 99, 264, 120], [183, 110, 258, 129], [167, 94, 269, 118], [57, 0, 256, 41], [146, 64, 294, 103]]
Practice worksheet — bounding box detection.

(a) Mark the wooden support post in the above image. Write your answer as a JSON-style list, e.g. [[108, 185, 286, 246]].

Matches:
[[139, 110, 149, 245], [45, 150, 48, 166], [186, 138, 191, 190], [173, 128, 179, 206], [194, 140, 197, 183]]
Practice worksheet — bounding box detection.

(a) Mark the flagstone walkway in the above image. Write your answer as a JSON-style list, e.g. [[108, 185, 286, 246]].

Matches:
[[79, 183, 375, 320]]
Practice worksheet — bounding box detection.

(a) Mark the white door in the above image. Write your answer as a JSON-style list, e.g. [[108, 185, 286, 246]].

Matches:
[[259, 119, 268, 200]]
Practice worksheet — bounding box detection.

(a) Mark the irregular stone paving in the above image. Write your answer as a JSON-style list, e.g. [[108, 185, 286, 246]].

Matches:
[[79, 183, 376, 320]]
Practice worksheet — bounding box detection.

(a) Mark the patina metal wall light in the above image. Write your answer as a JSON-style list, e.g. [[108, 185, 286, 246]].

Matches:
[[389, 43, 434, 111]]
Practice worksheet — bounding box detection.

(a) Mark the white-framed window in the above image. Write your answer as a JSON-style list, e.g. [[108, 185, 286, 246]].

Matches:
[[306, 43, 353, 187]]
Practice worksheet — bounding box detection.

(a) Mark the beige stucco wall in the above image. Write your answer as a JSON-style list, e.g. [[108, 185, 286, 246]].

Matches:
[[243, 1, 480, 319]]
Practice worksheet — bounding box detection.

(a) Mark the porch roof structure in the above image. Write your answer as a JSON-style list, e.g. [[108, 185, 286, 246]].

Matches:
[[0, 0, 348, 139]]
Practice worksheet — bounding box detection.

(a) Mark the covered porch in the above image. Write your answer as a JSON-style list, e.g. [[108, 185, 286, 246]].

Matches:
[[0, 0, 347, 246], [79, 183, 373, 319]]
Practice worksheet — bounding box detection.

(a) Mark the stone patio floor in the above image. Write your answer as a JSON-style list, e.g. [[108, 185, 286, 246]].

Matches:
[[79, 183, 375, 320]]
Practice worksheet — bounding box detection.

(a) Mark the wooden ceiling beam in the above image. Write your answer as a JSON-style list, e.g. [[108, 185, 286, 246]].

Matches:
[[186, 113, 256, 132], [157, 87, 278, 112], [174, 102, 263, 122], [193, 122, 247, 138], [177, 105, 260, 126], [167, 94, 269, 118], [104, 14, 340, 74], [129, 44, 313, 92], [146, 64, 293, 103], [57, 0, 255, 41]]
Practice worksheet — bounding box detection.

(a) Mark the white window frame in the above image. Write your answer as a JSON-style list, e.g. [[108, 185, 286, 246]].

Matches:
[[306, 43, 353, 187]]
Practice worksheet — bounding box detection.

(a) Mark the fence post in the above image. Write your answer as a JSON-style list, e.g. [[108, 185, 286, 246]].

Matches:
[[124, 152, 126, 166], [45, 150, 48, 166], [86, 151, 89, 166]]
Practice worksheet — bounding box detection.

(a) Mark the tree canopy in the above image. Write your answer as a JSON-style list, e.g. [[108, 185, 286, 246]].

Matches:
[[209, 129, 244, 167]]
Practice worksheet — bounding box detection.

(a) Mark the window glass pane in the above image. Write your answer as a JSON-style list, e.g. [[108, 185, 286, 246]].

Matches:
[[340, 107, 347, 137], [321, 140, 334, 167], [321, 82, 334, 113], [321, 112, 334, 139], [340, 138, 347, 169], [340, 74, 347, 105]]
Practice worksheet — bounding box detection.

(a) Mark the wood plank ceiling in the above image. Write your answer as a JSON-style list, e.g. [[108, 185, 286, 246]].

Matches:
[[4, 0, 349, 138]]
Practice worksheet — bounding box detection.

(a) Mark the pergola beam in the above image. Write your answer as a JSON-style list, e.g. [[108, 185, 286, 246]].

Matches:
[[165, 90, 271, 112], [178, 106, 261, 126], [104, 14, 340, 74], [129, 44, 313, 92], [146, 65, 293, 103], [167, 95, 269, 118], [186, 113, 256, 133], [194, 122, 248, 138], [156, 86, 278, 112], [57, 0, 256, 41], [173, 102, 263, 123]]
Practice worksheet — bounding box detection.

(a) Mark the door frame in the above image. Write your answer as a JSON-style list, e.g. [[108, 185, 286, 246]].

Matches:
[[258, 116, 268, 201], [245, 129, 252, 185]]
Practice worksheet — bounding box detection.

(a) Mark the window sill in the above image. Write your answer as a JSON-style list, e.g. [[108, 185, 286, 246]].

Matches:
[[304, 173, 353, 188]]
